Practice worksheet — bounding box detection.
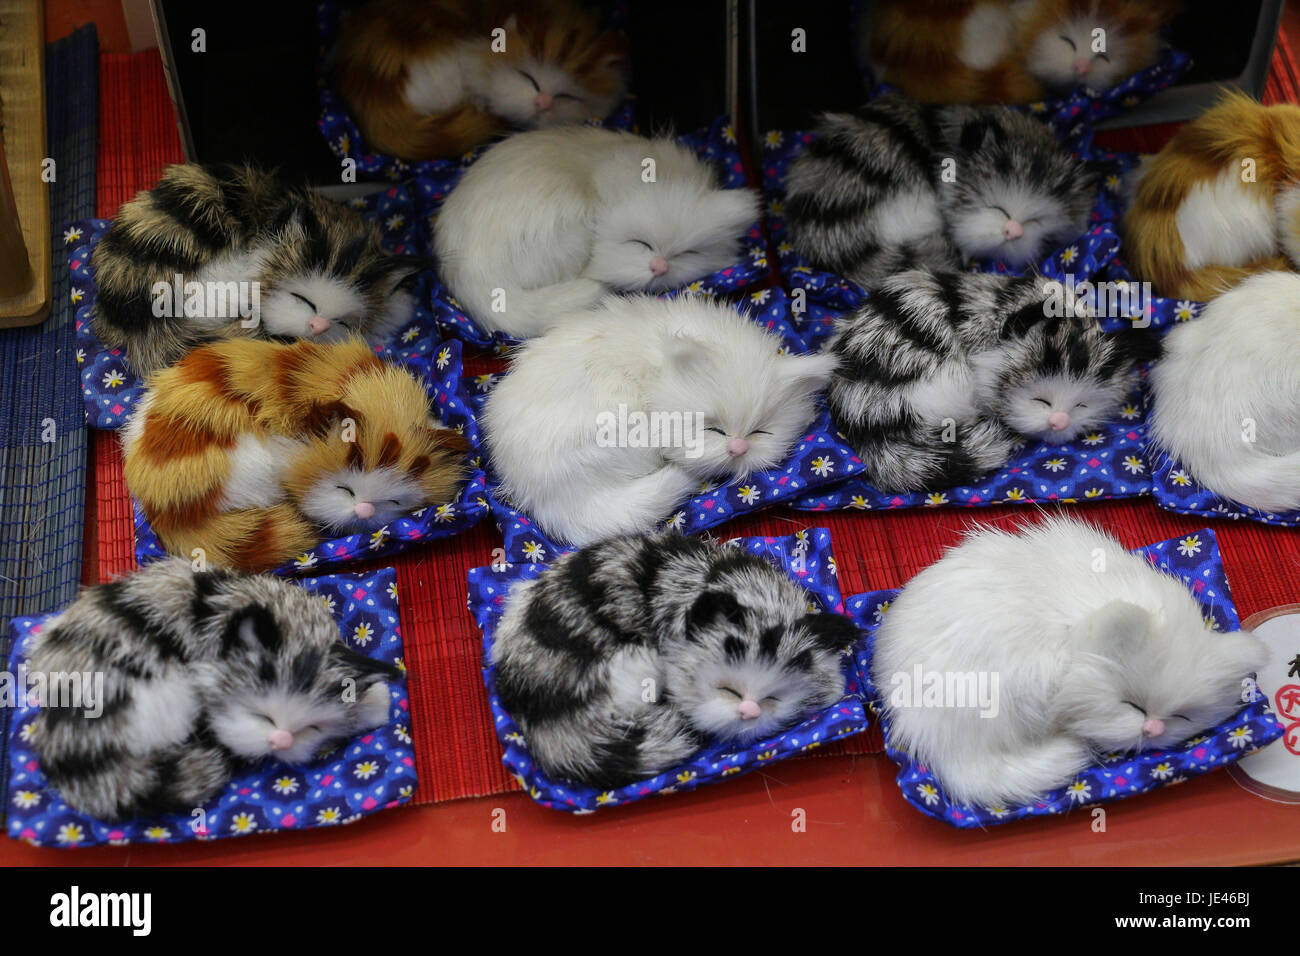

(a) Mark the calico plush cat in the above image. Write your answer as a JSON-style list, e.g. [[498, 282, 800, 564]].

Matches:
[[1148, 271, 1300, 514], [872, 518, 1268, 806], [784, 95, 1093, 289], [1123, 90, 1300, 301], [122, 338, 469, 571], [434, 127, 760, 337], [91, 163, 423, 375], [482, 295, 836, 545], [333, 0, 626, 162], [491, 533, 857, 788], [25, 558, 398, 821], [825, 269, 1158, 492]]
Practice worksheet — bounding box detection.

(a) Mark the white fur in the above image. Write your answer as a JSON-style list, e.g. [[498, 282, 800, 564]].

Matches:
[[949, 179, 1079, 266], [434, 127, 760, 337], [403, 44, 478, 115], [874, 190, 947, 246], [1275, 181, 1300, 267], [957, 2, 1015, 70], [873, 518, 1269, 806], [1023, 8, 1147, 93], [997, 370, 1131, 445], [1175, 165, 1276, 271], [217, 434, 304, 511], [482, 295, 836, 545], [298, 465, 428, 533], [209, 682, 381, 765], [1148, 271, 1300, 513]]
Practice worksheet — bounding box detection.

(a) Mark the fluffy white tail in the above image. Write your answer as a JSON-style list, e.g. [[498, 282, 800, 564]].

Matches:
[[1191, 449, 1300, 514], [457, 277, 606, 338]]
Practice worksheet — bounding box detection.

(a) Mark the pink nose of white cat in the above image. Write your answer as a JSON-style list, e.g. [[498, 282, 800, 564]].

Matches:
[[738, 699, 761, 720], [727, 437, 749, 457], [1141, 717, 1165, 738], [1003, 219, 1024, 241], [354, 501, 376, 520], [1073, 57, 1092, 76], [534, 92, 553, 112], [1048, 410, 1071, 431], [648, 255, 669, 276], [268, 729, 294, 751], [307, 315, 331, 336]]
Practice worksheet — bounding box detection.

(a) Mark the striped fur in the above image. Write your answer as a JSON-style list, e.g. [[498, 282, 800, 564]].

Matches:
[[491, 534, 856, 789], [122, 339, 469, 572], [26, 559, 398, 822], [826, 269, 1158, 492]]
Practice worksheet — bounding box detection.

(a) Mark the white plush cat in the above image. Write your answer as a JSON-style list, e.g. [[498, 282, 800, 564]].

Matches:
[[872, 518, 1268, 807], [1148, 271, 1300, 514], [433, 127, 760, 337], [481, 295, 836, 545]]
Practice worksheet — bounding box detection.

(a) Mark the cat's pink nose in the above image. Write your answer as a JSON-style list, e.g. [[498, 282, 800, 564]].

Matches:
[[1003, 219, 1024, 241], [353, 501, 376, 520], [1073, 57, 1092, 76], [648, 255, 669, 276], [727, 437, 749, 457], [1048, 410, 1071, 431], [268, 729, 294, 751], [1141, 717, 1166, 738], [534, 92, 553, 112], [307, 315, 331, 335], [738, 699, 761, 720]]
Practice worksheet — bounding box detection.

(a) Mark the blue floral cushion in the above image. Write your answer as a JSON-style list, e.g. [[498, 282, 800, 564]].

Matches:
[[5, 567, 417, 847], [846, 527, 1284, 828], [467, 528, 868, 812], [1147, 445, 1300, 529]]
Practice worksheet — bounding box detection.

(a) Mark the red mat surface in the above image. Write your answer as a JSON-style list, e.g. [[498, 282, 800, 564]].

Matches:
[[85, 45, 1300, 808]]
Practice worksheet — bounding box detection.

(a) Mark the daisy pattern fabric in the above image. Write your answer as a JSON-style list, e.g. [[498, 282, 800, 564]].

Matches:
[[4, 568, 417, 848], [846, 527, 1284, 828], [467, 528, 869, 813], [314, 0, 636, 185], [1148, 446, 1300, 529], [414, 115, 770, 349]]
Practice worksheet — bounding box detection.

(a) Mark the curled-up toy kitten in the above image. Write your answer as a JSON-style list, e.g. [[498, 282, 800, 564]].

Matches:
[[784, 95, 1093, 288], [434, 126, 760, 337], [482, 295, 836, 545], [826, 269, 1158, 492], [871, 518, 1268, 807], [1148, 271, 1300, 514], [491, 533, 857, 788], [91, 163, 423, 375], [1018, 0, 1176, 95], [26, 558, 398, 822], [122, 338, 469, 571]]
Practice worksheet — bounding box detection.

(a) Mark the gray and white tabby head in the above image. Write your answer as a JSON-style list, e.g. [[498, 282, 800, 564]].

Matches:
[[204, 595, 399, 765], [659, 562, 855, 744]]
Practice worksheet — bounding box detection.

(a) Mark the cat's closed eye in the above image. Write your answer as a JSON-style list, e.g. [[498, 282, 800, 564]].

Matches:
[[516, 69, 540, 92], [1121, 700, 1147, 716], [290, 292, 318, 312], [1059, 34, 1077, 50], [627, 238, 654, 251], [336, 484, 355, 496], [717, 686, 742, 699], [1033, 398, 1052, 407]]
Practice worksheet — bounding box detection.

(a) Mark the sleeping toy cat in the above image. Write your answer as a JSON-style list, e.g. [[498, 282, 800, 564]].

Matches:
[[122, 338, 469, 571], [1148, 271, 1300, 514], [333, 0, 626, 161], [434, 127, 760, 337], [91, 163, 423, 375], [481, 295, 836, 545], [825, 269, 1158, 492], [26, 558, 398, 821], [784, 95, 1093, 289], [872, 518, 1268, 806], [491, 533, 857, 788], [1123, 90, 1300, 301]]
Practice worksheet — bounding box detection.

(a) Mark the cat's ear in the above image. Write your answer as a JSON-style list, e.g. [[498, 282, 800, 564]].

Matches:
[[374, 254, 433, 293], [779, 349, 838, 393], [1001, 302, 1050, 338], [329, 641, 402, 683], [222, 605, 282, 657], [304, 399, 362, 438], [422, 420, 471, 454], [664, 337, 712, 376], [1113, 328, 1162, 366], [800, 611, 860, 653], [706, 187, 761, 234], [958, 117, 1003, 153], [1206, 629, 1270, 679], [687, 590, 747, 633], [1082, 600, 1151, 658]]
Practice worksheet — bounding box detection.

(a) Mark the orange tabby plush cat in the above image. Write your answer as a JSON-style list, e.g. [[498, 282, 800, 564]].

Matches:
[[122, 338, 469, 571], [1123, 89, 1300, 301], [333, 0, 626, 161]]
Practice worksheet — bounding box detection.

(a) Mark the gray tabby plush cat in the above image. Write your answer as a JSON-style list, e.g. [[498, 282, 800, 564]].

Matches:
[[490, 533, 857, 789], [25, 558, 398, 821]]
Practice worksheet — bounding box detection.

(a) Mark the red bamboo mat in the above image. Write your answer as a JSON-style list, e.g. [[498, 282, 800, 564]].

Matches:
[[85, 44, 1300, 807]]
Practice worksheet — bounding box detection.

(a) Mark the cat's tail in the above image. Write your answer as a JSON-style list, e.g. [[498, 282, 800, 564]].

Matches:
[[1168, 445, 1300, 515], [365, 103, 504, 163], [452, 277, 608, 338], [586, 705, 703, 790], [843, 237, 960, 291], [838, 414, 1019, 494], [923, 738, 1095, 808], [1164, 258, 1294, 302], [154, 506, 323, 573]]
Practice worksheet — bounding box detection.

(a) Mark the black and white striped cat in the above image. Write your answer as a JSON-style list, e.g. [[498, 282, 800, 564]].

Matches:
[[783, 94, 1094, 287], [490, 534, 857, 789], [25, 559, 398, 821], [825, 269, 1159, 492]]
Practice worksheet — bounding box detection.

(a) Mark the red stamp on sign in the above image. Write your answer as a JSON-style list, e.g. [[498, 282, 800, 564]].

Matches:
[[1274, 684, 1300, 722]]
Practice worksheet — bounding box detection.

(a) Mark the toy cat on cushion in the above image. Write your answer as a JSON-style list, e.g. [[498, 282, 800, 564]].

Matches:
[[26, 559, 398, 821], [491, 533, 857, 788], [91, 163, 423, 375], [825, 269, 1158, 492], [1017, 0, 1176, 95], [872, 518, 1268, 806], [333, 0, 626, 162], [122, 338, 469, 571], [784, 95, 1093, 289], [434, 126, 760, 337], [1148, 271, 1300, 514], [1123, 90, 1300, 301], [481, 295, 836, 545]]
